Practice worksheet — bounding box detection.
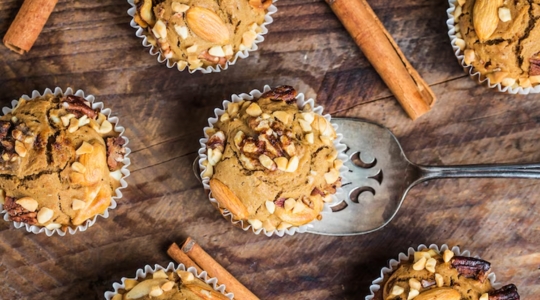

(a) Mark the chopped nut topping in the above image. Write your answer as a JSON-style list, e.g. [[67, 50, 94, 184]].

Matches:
[[37, 207, 54, 224], [391, 285, 404, 296], [106, 136, 126, 171], [283, 155, 299, 172], [259, 154, 276, 170], [443, 249, 454, 263], [530, 56, 540, 76], [407, 289, 419, 300], [72, 199, 86, 210], [171, 2, 189, 13], [425, 257, 437, 273], [16, 197, 38, 212], [261, 85, 297, 103], [248, 218, 262, 230], [488, 284, 519, 300], [14, 140, 27, 157], [161, 281, 175, 292], [246, 102, 262, 117], [4, 196, 38, 224], [265, 200, 275, 214], [274, 157, 288, 171], [435, 273, 444, 287], [413, 256, 427, 271], [149, 285, 164, 297], [62, 95, 97, 119], [409, 278, 421, 291], [451, 256, 491, 282]]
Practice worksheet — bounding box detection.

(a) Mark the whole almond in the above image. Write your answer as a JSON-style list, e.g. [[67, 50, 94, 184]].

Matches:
[[414, 287, 461, 300], [209, 178, 249, 219], [186, 7, 230, 44], [473, 0, 502, 42]]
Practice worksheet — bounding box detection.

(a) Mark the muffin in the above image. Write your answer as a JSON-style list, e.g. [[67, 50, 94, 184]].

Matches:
[[0, 89, 128, 233], [131, 0, 275, 72], [450, 0, 540, 91], [105, 263, 233, 300], [369, 245, 520, 300], [200, 85, 344, 235]]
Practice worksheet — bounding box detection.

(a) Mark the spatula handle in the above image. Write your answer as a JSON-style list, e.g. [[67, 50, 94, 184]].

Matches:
[[417, 164, 540, 181]]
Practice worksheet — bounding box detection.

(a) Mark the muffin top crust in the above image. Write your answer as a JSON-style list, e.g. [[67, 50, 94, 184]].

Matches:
[[134, 0, 270, 71], [0, 93, 126, 230], [111, 269, 229, 300], [203, 86, 342, 232], [378, 248, 519, 300], [456, 0, 540, 88]]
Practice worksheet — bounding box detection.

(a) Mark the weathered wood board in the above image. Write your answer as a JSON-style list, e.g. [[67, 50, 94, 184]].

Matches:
[[0, 0, 538, 299]]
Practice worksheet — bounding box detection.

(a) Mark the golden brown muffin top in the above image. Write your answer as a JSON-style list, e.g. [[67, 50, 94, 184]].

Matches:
[[456, 0, 540, 88], [134, 0, 269, 70], [112, 269, 229, 300], [203, 86, 342, 232], [378, 248, 519, 300], [0, 94, 126, 229]]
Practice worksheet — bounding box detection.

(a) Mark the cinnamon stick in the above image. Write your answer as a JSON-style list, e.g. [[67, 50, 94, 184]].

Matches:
[[326, 0, 436, 120], [171, 238, 259, 300], [167, 243, 203, 274], [3, 0, 58, 54]]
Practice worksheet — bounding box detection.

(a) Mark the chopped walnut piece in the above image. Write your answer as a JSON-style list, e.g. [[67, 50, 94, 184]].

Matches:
[[62, 95, 97, 119], [106, 136, 126, 171], [0, 121, 11, 139], [261, 85, 298, 103], [4, 196, 38, 225]]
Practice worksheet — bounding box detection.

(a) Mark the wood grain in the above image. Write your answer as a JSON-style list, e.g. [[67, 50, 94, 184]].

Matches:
[[0, 0, 538, 299]]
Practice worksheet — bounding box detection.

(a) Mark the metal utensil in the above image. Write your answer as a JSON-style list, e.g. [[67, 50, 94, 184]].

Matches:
[[193, 118, 540, 236]]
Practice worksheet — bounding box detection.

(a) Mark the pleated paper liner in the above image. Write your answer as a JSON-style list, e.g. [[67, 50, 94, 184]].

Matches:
[[0, 87, 131, 236]]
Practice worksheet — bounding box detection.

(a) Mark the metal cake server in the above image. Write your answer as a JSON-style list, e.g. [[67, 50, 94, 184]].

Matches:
[[194, 118, 540, 236]]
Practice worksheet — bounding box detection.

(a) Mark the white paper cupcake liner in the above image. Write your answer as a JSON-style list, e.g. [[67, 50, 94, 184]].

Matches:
[[104, 262, 234, 300], [0, 87, 131, 236], [198, 85, 349, 237], [127, 0, 277, 74], [365, 244, 500, 300], [446, 0, 540, 94]]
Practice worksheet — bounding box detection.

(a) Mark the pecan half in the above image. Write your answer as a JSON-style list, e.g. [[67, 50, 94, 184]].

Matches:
[[106, 136, 126, 171], [62, 95, 97, 119], [530, 57, 540, 76], [261, 86, 297, 104], [0, 121, 11, 139], [489, 284, 520, 300], [451, 256, 491, 282], [3, 196, 38, 225]]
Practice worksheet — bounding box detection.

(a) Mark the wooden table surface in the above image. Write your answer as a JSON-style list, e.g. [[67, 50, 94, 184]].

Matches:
[[0, 0, 539, 299]]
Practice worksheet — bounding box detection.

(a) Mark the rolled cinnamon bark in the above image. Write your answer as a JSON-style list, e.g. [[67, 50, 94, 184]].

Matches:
[[167, 243, 203, 274], [326, 0, 436, 120], [178, 238, 259, 300], [3, 0, 58, 54]]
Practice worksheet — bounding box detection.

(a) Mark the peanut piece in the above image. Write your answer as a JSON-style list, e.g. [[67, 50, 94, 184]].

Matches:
[[16, 197, 38, 212], [37, 207, 54, 224], [246, 102, 262, 117], [443, 249, 454, 263], [413, 256, 427, 271]]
